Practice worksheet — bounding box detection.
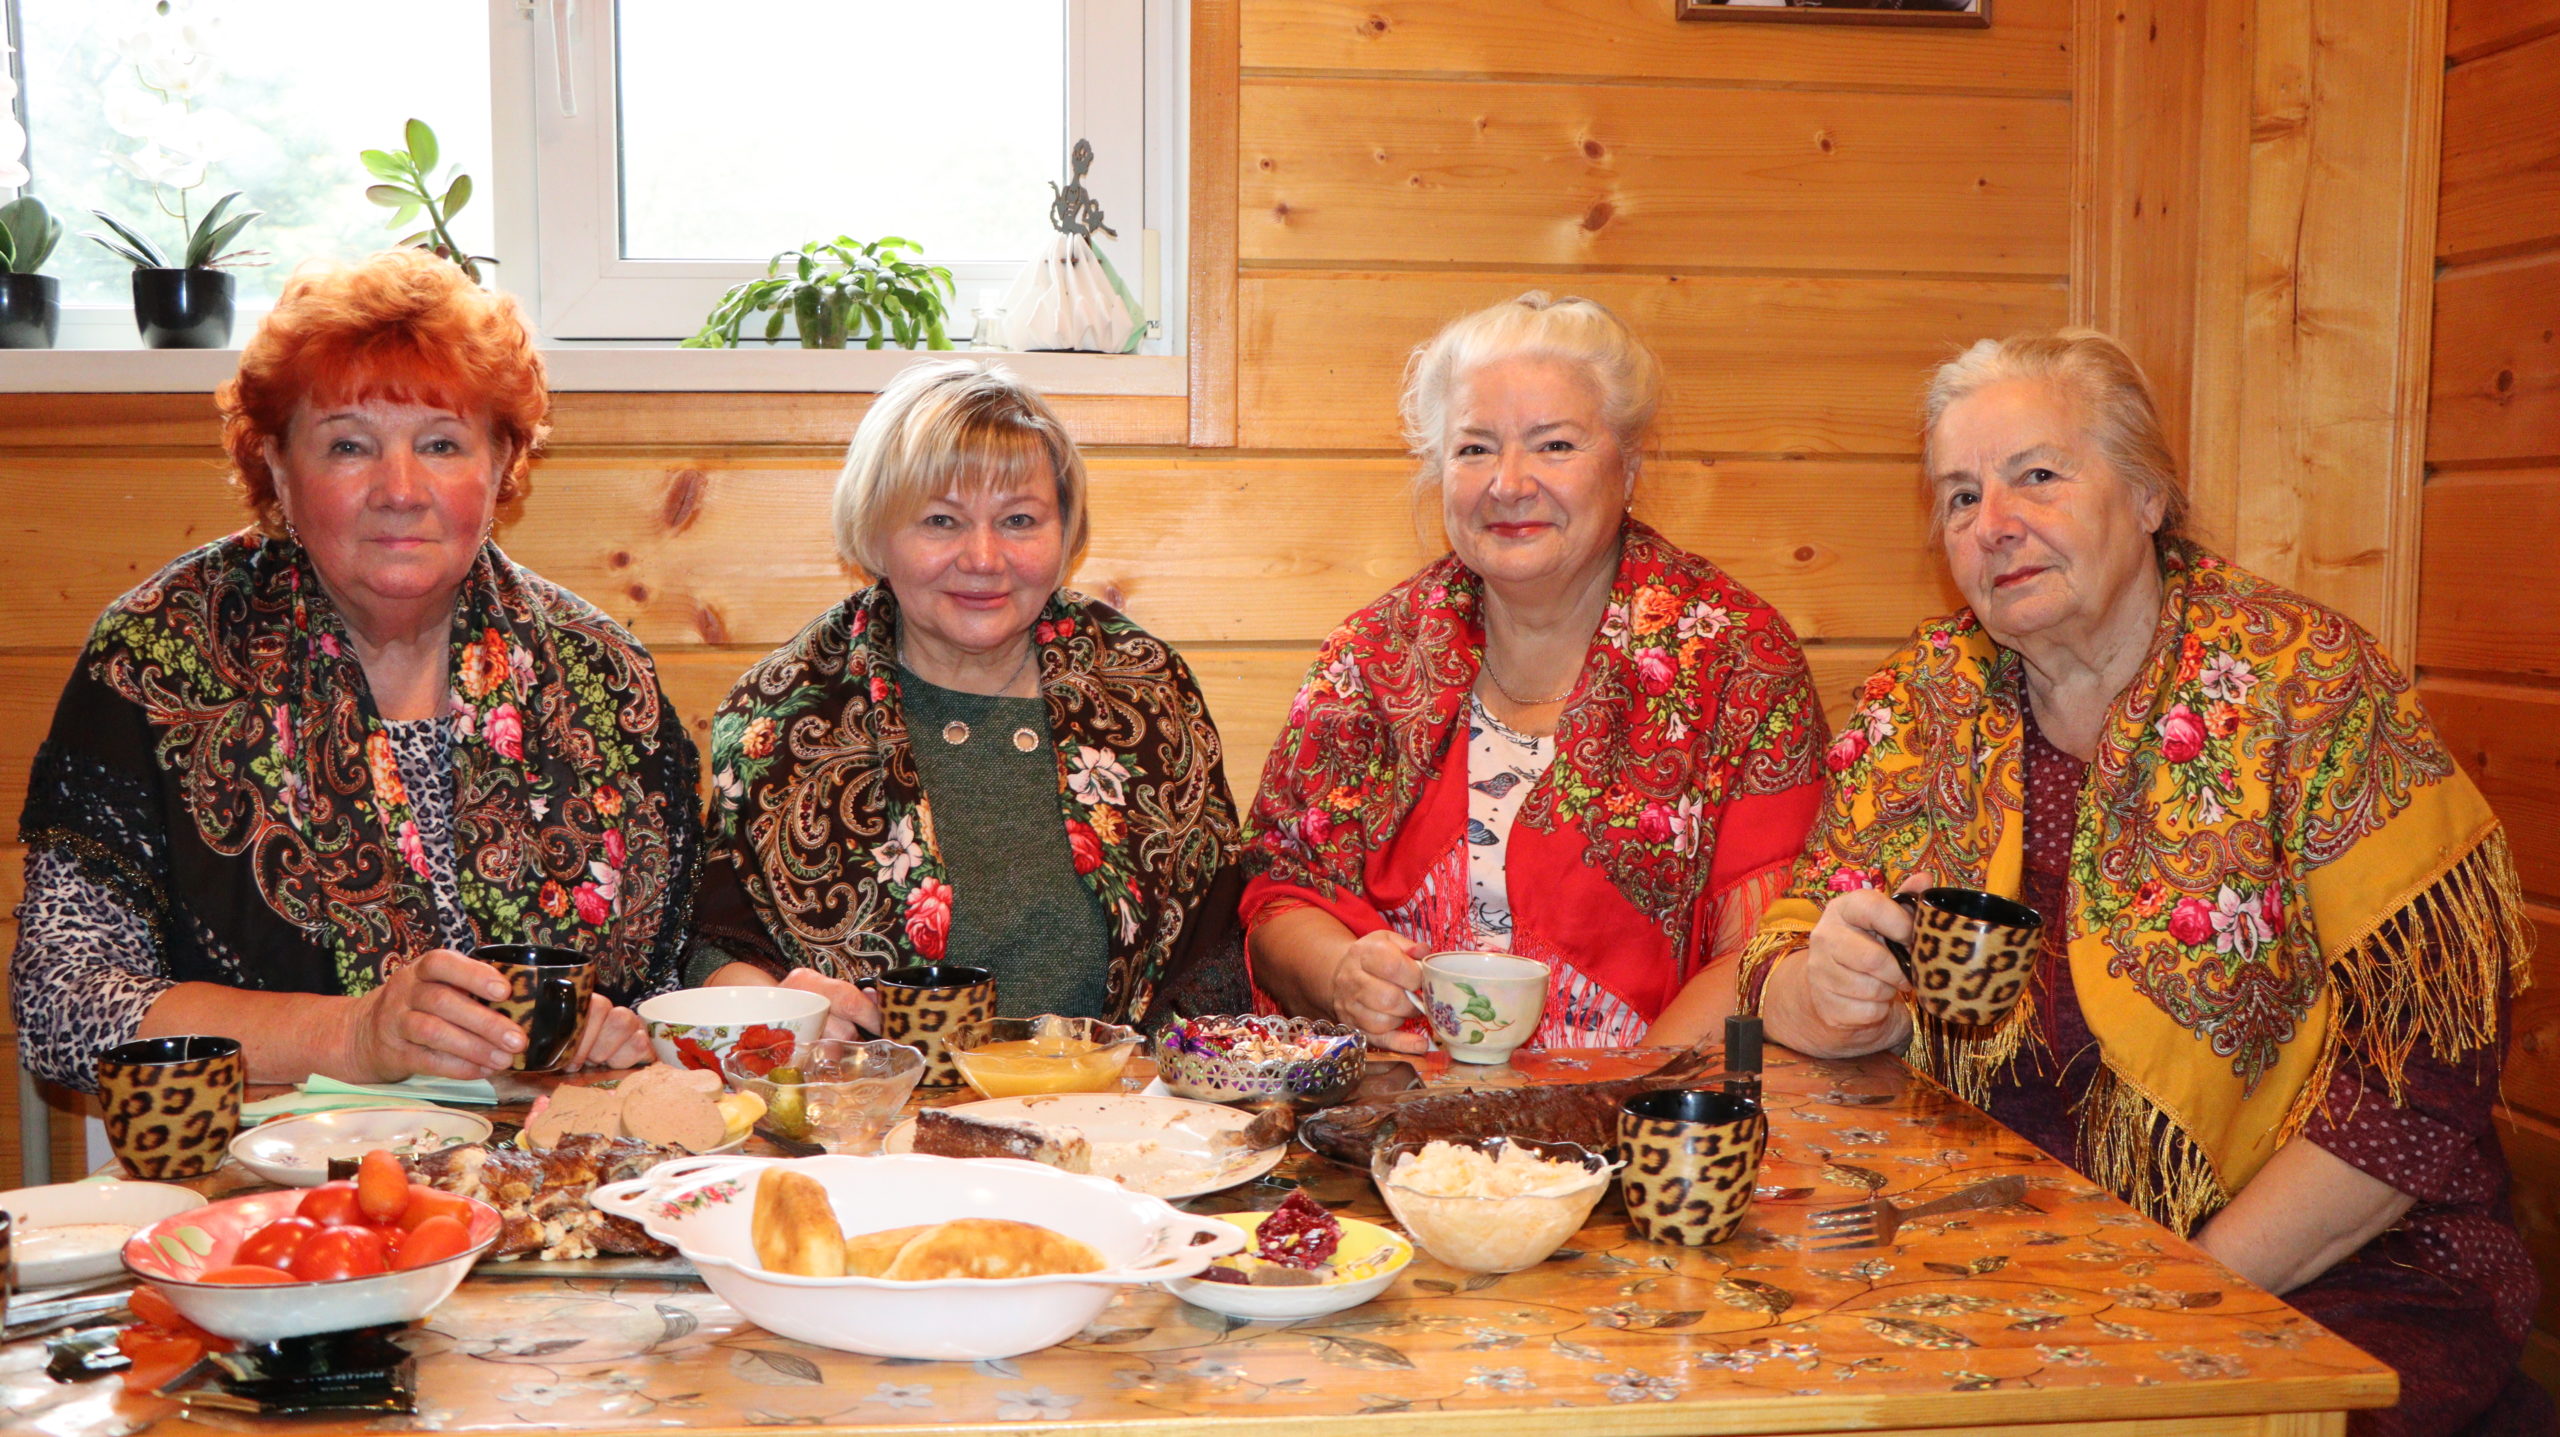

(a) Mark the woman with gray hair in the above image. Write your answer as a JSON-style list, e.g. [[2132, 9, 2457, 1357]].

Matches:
[[1740, 329, 2543, 1435], [693, 360, 1240, 1031], [1242, 292, 1828, 1053]]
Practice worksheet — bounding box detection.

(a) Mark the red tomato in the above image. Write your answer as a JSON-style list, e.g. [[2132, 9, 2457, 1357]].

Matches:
[[232, 1215, 319, 1271], [197, 1264, 298, 1285], [392, 1214, 473, 1271], [126, 1286, 186, 1331], [289, 1225, 389, 1282], [356, 1150, 410, 1223], [116, 1327, 205, 1394], [397, 1187, 473, 1233], [297, 1182, 364, 1227]]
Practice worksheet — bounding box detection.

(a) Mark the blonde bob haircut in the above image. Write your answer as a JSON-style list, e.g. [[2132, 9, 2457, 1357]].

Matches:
[[1400, 291, 1663, 492], [1922, 328, 2188, 539], [832, 360, 1091, 580]]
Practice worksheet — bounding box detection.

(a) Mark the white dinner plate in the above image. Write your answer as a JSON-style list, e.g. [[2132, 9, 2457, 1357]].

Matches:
[[0, 1180, 208, 1287], [228, 1104, 494, 1187], [882, 1093, 1285, 1200]]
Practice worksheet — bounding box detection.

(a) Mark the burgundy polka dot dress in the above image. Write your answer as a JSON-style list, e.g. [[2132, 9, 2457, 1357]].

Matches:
[[1983, 716, 2552, 1437]]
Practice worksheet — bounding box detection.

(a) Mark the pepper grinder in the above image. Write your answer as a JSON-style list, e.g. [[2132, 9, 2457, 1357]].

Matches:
[[1723, 1013, 1763, 1104]]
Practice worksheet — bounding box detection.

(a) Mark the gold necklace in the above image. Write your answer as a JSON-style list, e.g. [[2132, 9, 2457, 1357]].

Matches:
[[1480, 649, 1579, 706]]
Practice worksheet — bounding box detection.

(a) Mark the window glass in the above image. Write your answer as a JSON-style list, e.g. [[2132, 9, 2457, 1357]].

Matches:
[[19, 0, 491, 310], [614, 0, 1065, 265]]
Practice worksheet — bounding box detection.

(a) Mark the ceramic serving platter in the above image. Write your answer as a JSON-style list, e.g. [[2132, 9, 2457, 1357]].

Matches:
[[0, 1180, 209, 1287], [229, 1104, 494, 1187], [882, 1093, 1284, 1199]]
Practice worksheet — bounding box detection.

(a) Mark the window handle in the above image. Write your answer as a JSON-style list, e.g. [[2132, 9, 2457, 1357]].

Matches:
[[551, 0, 579, 117], [519, 0, 579, 117]]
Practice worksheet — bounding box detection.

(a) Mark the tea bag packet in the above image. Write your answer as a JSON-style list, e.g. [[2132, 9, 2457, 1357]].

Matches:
[[997, 139, 1143, 353]]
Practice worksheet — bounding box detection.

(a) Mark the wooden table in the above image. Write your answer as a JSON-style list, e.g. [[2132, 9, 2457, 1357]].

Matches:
[[0, 1047, 2396, 1436]]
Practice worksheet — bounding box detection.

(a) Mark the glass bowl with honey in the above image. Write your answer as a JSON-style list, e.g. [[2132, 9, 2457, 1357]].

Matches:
[[946, 1016, 1143, 1099]]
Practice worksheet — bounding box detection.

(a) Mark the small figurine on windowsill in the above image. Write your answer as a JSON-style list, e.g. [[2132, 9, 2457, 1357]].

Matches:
[[994, 138, 1144, 353]]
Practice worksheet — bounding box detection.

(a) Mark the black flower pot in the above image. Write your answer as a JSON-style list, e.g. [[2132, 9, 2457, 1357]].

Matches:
[[132, 267, 235, 349], [0, 272, 59, 349]]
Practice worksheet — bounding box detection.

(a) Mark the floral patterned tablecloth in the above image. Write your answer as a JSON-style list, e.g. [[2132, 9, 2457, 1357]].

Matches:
[[0, 1047, 2393, 1435]]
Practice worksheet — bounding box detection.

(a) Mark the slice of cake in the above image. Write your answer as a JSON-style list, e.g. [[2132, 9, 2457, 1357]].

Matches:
[[912, 1108, 1092, 1174]]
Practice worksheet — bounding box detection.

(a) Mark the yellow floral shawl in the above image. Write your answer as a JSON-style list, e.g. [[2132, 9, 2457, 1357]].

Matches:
[[1739, 540, 2531, 1231]]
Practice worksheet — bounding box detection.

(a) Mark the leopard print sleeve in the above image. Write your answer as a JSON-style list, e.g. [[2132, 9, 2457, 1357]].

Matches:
[[10, 844, 178, 1094]]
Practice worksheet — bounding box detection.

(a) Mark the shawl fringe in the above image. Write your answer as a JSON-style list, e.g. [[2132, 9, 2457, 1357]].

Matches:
[[2074, 1064, 2231, 1234], [2277, 829, 2532, 1140], [1904, 981, 2044, 1112]]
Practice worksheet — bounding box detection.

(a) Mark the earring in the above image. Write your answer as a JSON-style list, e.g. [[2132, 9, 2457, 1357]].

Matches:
[[284, 517, 301, 546]]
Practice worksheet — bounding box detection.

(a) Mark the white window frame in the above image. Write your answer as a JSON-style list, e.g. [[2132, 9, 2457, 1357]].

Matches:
[[493, 0, 1173, 348]]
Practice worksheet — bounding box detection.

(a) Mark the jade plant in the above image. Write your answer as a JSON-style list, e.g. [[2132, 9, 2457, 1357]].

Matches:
[[362, 118, 496, 282], [682, 235, 954, 350]]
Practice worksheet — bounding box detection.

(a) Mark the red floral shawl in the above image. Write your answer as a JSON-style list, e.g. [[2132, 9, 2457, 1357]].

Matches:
[[1240, 522, 1827, 1044]]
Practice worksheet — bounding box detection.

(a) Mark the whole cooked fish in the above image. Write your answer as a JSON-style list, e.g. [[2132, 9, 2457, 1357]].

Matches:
[[1298, 1042, 1721, 1168]]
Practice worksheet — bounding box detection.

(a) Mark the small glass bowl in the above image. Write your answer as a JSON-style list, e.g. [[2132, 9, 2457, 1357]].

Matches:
[[945, 1016, 1142, 1099], [725, 1039, 925, 1153], [1154, 1015, 1366, 1106], [1369, 1135, 1617, 1273]]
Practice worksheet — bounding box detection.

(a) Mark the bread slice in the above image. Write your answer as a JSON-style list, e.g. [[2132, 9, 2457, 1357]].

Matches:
[[911, 1108, 1091, 1173], [750, 1167, 845, 1277]]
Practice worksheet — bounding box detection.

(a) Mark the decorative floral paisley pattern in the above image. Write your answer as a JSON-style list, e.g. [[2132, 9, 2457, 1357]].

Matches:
[[1743, 540, 2530, 1227], [1243, 521, 1825, 1028], [706, 585, 1238, 1024], [24, 531, 691, 1001]]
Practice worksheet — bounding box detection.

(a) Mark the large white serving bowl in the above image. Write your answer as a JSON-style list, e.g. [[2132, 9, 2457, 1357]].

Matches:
[[124, 1188, 502, 1342], [590, 1153, 1246, 1361]]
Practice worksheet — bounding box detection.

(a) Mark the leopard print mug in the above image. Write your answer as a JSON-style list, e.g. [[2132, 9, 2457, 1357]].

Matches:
[[1618, 1088, 1766, 1247], [471, 944, 596, 1072], [1885, 887, 2043, 1026], [874, 964, 997, 1086], [96, 1034, 245, 1180]]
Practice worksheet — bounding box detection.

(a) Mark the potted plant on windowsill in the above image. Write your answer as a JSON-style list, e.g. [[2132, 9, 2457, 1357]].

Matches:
[[682, 235, 955, 350], [0, 196, 64, 349], [81, 190, 263, 348]]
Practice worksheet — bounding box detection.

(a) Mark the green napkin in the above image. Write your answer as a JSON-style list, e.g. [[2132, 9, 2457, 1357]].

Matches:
[[241, 1074, 500, 1123]]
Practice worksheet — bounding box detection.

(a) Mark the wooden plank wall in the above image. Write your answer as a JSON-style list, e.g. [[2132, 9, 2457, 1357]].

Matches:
[[1, 2, 2067, 1184], [2419, 0, 2560, 1391]]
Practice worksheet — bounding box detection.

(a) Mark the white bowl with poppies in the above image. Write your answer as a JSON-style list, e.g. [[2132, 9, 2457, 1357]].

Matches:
[[637, 986, 831, 1077]]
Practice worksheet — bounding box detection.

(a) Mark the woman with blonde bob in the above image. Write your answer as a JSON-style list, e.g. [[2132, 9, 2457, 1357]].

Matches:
[[695, 361, 1240, 1029], [1242, 293, 1828, 1052], [1742, 330, 2544, 1435]]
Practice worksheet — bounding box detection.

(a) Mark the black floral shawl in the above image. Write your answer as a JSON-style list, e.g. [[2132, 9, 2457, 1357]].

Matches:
[[20, 532, 698, 1003]]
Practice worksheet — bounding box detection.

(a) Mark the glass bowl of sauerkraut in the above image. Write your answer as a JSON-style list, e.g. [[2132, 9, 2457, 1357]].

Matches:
[[1368, 1135, 1618, 1273]]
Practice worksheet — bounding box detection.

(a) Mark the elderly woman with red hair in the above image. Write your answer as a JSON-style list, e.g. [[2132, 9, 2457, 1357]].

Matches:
[[10, 249, 677, 1089]]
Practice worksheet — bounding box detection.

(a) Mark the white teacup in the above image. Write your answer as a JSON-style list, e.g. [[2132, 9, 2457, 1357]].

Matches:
[[1411, 950, 1551, 1064]]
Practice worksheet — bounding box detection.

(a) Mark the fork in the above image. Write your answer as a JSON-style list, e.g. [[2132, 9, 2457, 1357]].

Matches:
[[1807, 1174, 2029, 1249]]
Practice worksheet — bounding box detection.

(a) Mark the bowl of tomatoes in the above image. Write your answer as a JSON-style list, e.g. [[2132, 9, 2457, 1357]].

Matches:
[[121, 1151, 501, 1343]]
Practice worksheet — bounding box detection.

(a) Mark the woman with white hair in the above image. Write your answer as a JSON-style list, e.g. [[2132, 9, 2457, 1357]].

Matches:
[[1242, 292, 1828, 1052], [1742, 330, 2543, 1435], [693, 360, 1240, 1030]]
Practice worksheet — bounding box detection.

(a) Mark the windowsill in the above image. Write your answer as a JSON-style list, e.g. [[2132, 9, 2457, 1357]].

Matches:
[[0, 347, 1187, 396]]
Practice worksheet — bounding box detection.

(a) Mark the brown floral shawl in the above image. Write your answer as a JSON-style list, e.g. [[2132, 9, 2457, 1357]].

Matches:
[[703, 585, 1239, 1025]]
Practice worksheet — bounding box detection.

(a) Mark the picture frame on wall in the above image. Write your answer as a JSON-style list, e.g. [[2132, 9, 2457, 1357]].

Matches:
[[1674, 0, 1988, 26]]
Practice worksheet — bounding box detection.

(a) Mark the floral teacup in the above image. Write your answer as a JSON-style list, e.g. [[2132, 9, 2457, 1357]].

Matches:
[[1412, 951, 1549, 1064]]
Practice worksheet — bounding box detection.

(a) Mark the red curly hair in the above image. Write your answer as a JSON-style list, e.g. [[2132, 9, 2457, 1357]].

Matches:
[[220, 248, 551, 533]]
